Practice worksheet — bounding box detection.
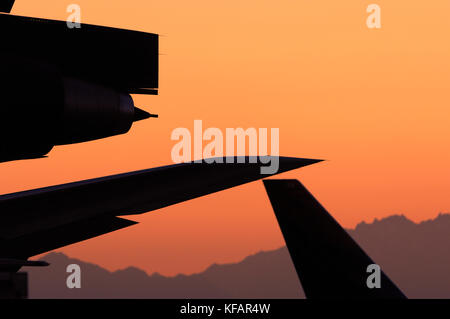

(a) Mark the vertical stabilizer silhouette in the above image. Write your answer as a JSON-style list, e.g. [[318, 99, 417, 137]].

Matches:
[[263, 179, 406, 299]]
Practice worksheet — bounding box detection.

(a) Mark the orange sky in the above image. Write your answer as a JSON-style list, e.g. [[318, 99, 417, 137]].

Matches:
[[1, 0, 450, 276]]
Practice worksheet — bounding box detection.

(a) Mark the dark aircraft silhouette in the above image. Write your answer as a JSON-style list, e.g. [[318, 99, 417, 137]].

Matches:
[[0, 157, 320, 273], [0, 1, 158, 162], [0, 157, 320, 298], [0, 0, 14, 12], [263, 179, 407, 299], [0, 1, 323, 298], [0, 1, 402, 300]]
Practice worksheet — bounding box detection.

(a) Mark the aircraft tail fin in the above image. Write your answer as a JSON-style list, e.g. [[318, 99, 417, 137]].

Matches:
[[263, 179, 406, 299]]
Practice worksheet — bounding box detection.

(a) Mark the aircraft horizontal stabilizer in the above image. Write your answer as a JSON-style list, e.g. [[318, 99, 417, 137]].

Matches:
[[0, 157, 321, 260]]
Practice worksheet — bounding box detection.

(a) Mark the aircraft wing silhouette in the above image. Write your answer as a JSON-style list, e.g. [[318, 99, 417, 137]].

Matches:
[[263, 179, 406, 299], [0, 157, 320, 270]]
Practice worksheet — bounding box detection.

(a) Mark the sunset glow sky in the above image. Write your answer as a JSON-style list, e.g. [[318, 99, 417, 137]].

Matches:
[[1, 0, 450, 275]]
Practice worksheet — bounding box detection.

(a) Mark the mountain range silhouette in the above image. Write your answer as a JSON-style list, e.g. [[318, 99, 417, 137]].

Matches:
[[28, 213, 450, 298]]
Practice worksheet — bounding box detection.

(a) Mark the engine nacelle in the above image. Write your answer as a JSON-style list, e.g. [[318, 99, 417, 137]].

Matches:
[[0, 57, 152, 162], [56, 77, 135, 145]]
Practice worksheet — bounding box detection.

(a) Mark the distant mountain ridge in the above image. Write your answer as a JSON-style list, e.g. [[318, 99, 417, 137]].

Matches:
[[28, 213, 450, 298], [29, 247, 302, 299]]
